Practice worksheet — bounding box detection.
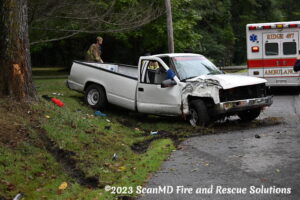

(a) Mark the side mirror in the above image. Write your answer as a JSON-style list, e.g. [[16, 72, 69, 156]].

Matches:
[[161, 79, 177, 88]]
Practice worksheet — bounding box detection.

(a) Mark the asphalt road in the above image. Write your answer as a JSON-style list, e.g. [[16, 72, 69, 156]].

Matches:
[[139, 94, 300, 200]]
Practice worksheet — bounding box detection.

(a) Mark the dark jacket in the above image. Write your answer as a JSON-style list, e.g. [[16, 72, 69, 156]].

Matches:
[[294, 59, 300, 72]]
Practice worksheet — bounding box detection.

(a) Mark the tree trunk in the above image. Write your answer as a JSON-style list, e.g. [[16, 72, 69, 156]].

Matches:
[[165, 0, 174, 53], [0, 0, 36, 101]]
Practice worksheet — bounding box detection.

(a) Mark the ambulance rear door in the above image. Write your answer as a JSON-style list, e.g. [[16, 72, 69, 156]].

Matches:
[[262, 31, 299, 86]]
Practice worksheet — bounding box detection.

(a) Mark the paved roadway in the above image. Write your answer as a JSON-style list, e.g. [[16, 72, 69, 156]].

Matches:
[[140, 94, 300, 200]]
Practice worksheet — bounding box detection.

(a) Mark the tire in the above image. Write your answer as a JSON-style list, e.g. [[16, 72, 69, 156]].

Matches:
[[85, 84, 107, 109], [237, 108, 261, 122], [189, 100, 210, 127]]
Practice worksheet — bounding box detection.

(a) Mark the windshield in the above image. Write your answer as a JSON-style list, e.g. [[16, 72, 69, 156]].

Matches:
[[172, 56, 222, 81]]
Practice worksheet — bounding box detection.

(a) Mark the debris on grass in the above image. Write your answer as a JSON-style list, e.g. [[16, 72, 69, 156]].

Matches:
[[58, 182, 68, 190], [150, 131, 159, 135], [117, 166, 126, 172], [51, 98, 64, 107], [13, 193, 23, 200], [42, 95, 64, 107], [112, 153, 118, 161], [95, 111, 107, 117], [52, 93, 64, 96]]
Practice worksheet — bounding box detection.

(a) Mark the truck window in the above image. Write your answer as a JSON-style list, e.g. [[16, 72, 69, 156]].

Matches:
[[143, 61, 166, 84], [283, 42, 297, 55], [265, 43, 279, 56]]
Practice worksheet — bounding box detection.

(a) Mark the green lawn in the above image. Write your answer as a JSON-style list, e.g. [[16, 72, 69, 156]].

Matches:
[[1, 78, 204, 199]]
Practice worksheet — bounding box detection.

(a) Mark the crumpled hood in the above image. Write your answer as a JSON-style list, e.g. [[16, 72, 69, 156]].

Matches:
[[187, 74, 267, 89]]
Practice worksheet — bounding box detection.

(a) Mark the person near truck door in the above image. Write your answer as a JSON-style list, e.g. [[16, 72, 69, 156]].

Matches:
[[293, 54, 300, 72], [86, 36, 104, 63]]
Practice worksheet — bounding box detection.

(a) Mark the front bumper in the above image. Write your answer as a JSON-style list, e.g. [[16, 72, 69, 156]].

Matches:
[[215, 96, 273, 114]]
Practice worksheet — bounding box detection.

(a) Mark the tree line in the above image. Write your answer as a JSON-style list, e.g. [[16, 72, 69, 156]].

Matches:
[[29, 0, 300, 67]]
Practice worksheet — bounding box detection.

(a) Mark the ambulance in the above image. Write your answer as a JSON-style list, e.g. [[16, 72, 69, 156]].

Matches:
[[246, 21, 300, 86]]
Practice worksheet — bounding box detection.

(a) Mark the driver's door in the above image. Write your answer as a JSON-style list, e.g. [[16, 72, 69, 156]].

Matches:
[[136, 59, 182, 115]]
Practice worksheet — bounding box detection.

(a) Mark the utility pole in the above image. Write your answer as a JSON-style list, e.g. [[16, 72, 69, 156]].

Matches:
[[165, 0, 174, 53]]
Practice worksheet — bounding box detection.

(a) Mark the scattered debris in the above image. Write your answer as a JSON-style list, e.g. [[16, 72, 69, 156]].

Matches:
[[106, 119, 111, 123], [13, 193, 23, 200], [58, 182, 68, 190], [150, 131, 159, 135], [42, 95, 51, 101], [95, 111, 107, 117], [112, 153, 118, 161], [191, 168, 199, 172], [52, 92, 64, 96], [45, 115, 50, 119], [276, 169, 280, 173], [42, 95, 64, 107], [134, 128, 140, 131], [51, 98, 64, 107], [85, 114, 95, 119], [117, 166, 126, 172], [255, 134, 261, 139]]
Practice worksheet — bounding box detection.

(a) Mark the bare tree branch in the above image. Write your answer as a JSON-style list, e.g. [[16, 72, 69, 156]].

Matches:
[[30, 32, 80, 45], [29, 0, 164, 45]]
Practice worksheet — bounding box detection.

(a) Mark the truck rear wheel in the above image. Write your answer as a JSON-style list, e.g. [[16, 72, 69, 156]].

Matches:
[[237, 108, 261, 122], [189, 100, 210, 127], [85, 84, 107, 109]]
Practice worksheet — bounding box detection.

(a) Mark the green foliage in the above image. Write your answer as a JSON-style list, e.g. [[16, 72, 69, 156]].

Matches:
[[29, 0, 300, 67]]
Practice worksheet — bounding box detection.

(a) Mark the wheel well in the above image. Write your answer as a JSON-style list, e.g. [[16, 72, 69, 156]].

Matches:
[[84, 82, 106, 93], [188, 96, 214, 108]]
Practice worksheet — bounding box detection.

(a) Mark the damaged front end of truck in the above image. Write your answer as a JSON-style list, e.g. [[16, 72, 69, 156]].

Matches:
[[181, 75, 273, 126]]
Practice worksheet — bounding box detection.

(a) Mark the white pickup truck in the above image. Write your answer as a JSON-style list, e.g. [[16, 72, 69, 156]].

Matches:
[[67, 53, 272, 126]]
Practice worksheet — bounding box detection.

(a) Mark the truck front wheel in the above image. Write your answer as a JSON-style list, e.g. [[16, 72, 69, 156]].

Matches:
[[189, 100, 210, 127], [237, 108, 261, 122], [85, 84, 107, 109]]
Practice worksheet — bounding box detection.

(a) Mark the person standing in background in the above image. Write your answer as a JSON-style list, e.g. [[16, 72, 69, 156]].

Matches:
[[293, 51, 300, 72], [86, 36, 104, 63]]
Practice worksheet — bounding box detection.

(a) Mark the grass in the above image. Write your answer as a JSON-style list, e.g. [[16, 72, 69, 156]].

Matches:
[[1, 77, 202, 199], [32, 67, 69, 77]]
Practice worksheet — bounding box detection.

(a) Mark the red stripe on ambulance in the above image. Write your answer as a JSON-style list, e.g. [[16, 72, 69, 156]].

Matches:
[[247, 58, 297, 68]]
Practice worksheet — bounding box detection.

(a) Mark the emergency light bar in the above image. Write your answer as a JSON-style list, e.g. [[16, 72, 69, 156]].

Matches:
[[248, 23, 300, 30]]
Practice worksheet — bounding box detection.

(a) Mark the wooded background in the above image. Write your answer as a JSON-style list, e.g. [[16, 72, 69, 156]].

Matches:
[[29, 0, 300, 67]]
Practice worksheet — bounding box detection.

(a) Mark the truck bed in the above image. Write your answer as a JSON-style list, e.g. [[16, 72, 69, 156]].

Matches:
[[75, 61, 138, 79], [68, 61, 139, 111]]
